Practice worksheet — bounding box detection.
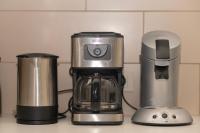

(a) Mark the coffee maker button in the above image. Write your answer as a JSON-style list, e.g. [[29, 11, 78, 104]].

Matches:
[[93, 48, 101, 56], [162, 113, 168, 119]]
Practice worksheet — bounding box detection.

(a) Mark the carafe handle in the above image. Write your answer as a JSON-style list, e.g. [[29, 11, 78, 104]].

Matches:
[[91, 74, 101, 112]]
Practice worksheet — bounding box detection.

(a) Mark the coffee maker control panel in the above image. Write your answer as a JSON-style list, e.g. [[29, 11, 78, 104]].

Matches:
[[85, 44, 111, 60], [71, 32, 124, 68], [87, 44, 108, 57]]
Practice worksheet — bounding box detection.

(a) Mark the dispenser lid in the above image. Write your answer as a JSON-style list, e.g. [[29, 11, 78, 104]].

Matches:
[[142, 31, 181, 60], [17, 53, 58, 58]]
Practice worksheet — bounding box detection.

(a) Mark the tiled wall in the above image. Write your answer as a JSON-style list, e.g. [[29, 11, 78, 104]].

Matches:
[[0, 0, 200, 116]]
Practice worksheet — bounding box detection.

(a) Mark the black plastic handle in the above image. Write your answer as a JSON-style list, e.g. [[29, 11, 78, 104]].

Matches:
[[91, 76, 101, 112]]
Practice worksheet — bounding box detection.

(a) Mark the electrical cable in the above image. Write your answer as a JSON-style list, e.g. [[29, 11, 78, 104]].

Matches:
[[57, 113, 67, 119], [68, 97, 73, 113], [57, 88, 73, 119], [58, 89, 73, 94], [121, 75, 138, 110], [69, 67, 73, 76], [57, 67, 74, 120]]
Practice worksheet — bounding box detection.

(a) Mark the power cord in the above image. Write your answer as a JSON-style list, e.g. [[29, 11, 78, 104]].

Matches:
[[57, 89, 73, 119], [121, 75, 138, 110], [57, 67, 73, 119], [58, 89, 73, 94], [57, 113, 67, 119]]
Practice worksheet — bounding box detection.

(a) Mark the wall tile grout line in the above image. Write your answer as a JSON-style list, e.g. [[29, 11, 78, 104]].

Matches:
[[0, 10, 200, 13], [199, 64, 200, 114], [0, 10, 87, 12], [142, 11, 145, 34], [85, 10, 200, 13], [85, 0, 87, 11]]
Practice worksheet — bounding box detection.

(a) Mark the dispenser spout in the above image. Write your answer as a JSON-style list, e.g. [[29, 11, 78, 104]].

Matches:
[[154, 60, 169, 79]]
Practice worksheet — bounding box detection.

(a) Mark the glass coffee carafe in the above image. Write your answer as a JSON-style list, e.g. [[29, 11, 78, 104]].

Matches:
[[73, 73, 121, 112]]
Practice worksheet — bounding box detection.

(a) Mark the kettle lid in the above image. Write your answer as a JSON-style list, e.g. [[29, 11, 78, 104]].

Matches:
[[17, 53, 59, 58]]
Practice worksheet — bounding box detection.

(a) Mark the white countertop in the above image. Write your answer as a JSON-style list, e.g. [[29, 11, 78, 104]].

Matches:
[[0, 115, 200, 133]]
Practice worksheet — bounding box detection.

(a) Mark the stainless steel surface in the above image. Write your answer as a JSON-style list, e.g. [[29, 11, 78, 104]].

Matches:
[[0, 57, 1, 116], [140, 31, 180, 107], [132, 107, 193, 125], [132, 31, 193, 125], [72, 36, 124, 68], [73, 113, 123, 122], [71, 32, 124, 124], [142, 30, 181, 60], [140, 57, 179, 107], [0, 85, 1, 116], [77, 102, 117, 110], [17, 56, 58, 106]]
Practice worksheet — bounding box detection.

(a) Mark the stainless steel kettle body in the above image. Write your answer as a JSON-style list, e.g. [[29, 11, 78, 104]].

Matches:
[[16, 53, 58, 125]]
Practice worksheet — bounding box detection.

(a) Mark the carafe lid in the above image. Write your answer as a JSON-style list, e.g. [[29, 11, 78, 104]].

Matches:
[[141, 31, 181, 60]]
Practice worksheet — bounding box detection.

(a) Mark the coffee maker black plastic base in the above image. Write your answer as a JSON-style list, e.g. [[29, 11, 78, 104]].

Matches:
[[16, 105, 58, 125]]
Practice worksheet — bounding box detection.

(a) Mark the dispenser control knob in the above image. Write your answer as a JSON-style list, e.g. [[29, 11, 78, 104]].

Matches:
[[162, 113, 168, 119]]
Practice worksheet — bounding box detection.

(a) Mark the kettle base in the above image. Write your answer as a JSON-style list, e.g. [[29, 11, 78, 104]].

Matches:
[[132, 107, 193, 126], [17, 119, 57, 125], [16, 105, 58, 125]]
